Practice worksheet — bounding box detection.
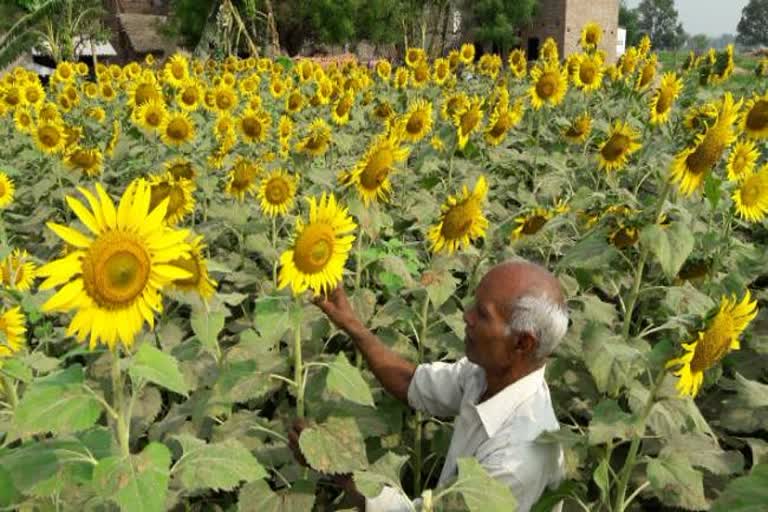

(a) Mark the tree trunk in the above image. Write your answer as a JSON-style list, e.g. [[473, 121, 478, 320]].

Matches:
[[439, 0, 450, 55], [264, 0, 280, 56]]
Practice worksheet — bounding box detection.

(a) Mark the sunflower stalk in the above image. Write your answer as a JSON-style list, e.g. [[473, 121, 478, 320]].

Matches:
[[293, 305, 304, 418], [110, 351, 130, 458], [272, 216, 278, 287]]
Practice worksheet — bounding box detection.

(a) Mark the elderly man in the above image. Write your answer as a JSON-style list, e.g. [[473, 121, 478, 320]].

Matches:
[[290, 260, 568, 511]]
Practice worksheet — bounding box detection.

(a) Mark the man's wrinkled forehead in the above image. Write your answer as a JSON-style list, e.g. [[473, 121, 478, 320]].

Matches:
[[475, 265, 529, 315]]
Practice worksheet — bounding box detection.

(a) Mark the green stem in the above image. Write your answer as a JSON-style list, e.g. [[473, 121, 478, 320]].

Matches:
[[272, 216, 278, 287], [1, 375, 18, 410], [293, 308, 304, 418], [111, 351, 130, 458], [447, 141, 457, 189], [354, 229, 364, 291], [612, 370, 666, 512]]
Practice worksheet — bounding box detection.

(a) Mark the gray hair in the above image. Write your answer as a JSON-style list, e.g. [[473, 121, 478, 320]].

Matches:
[[505, 295, 569, 360]]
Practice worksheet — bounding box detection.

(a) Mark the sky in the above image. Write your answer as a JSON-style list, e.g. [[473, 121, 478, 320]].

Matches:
[[623, 0, 749, 37]]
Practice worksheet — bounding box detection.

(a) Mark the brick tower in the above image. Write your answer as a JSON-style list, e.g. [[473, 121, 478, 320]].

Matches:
[[519, 0, 620, 62]]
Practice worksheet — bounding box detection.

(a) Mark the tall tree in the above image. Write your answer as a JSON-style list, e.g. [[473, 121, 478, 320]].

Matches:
[[636, 0, 686, 50], [463, 0, 537, 54], [619, 0, 641, 47], [737, 0, 768, 47]]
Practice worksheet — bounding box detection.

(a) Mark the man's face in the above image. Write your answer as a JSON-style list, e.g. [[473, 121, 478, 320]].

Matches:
[[462, 270, 519, 370]]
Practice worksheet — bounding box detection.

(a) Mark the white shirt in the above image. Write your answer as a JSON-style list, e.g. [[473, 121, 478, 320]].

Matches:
[[366, 358, 564, 512]]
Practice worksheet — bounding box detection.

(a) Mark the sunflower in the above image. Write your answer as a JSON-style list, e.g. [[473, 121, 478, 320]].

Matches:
[[376, 60, 392, 82], [168, 235, 216, 300], [666, 291, 758, 398], [619, 47, 640, 76], [432, 58, 451, 85], [573, 54, 604, 92], [459, 43, 476, 65], [511, 208, 554, 240], [0, 172, 15, 209], [22, 81, 45, 107], [638, 35, 652, 57], [708, 44, 734, 84], [278, 114, 294, 143], [405, 48, 426, 68], [278, 193, 356, 296], [163, 54, 190, 87], [649, 72, 683, 125], [225, 158, 261, 201], [237, 108, 272, 144], [295, 118, 332, 157], [597, 121, 642, 172], [580, 22, 603, 51], [211, 84, 239, 114], [401, 98, 433, 143], [478, 54, 502, 79], [484, 102, 524, 146], [64, 147, 104, 177], [331, 91, 355, 125], [1, 249, 37, 291], [540, 38, 559, 63], [564, 113, 593, 143], [296, 59, 315, 82], [411, 62, 431, 89], [671, 93, 741, 196], [176, 80, 203, 111], [106, 120, 121, 157], [86, 107, 106, 123], [508, 49, 527, 79], [338, 133, 410, 205], [441, 92, 469, 122], [285, 90, 305, 114], [134, 98, 168, 132], [126, 75, 162, 108], [146, 173, 195, 225], [609, 225, 639, 249], [635, 55, 658, 91], [270, 78, 288, 99], [160, 111, 196, 147], [36, 181, 192, 350], [239, 74, 261, 96], [529, 61, 568, 110], [33, 120, 67, 154], [732, 165, 768, 222], [741, 92, 768, 140], [427, 176, 489, 254], [0, 307, 26, 358], [83, 82, 99, 99], [100, 82, 117, 102], [726, 140, 759, 182], [13, 107, 34, 134], [164, 157, 196, 182], [213, 113, 237, 143], [258, 169, 298, 217], [394, 67, 409, 90]]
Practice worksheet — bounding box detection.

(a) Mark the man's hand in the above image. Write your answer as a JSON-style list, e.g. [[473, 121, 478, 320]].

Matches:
[[313, 285, 359, 331], [287, 418, 309, 467]]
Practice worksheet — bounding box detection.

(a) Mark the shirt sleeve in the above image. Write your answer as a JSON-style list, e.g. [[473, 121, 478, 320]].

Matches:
[[365, 486, 419, 512], [407, 357, 473, 417]]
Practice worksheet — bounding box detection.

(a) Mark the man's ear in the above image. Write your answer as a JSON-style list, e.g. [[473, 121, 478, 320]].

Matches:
[[516, 331, 538, 355]]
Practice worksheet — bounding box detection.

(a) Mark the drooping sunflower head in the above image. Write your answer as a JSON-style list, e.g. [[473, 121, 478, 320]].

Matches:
[[0, 172, 15, 209], [160, 111, 196, 147], [508, 49, 527, 78], [432, 58, 451, 85], [0, 306, 26, 358], [1, 248, 37, 291], [278, 193, 357, 296], [411, 62, 431, 88], [619, 47, 639, 76], [36, 180, 193, 350], [726, 139, 759, 182], [597, 121, 642, 172], [453, 96, 485, 150], [635, 55, 658, 91], [331, 91, 355, 125], [295, 118, 332, 157], [168, 235, 216, 300], [394, 67, 410, 89], [164, 157, 197, 182], [666, 291, 758, 397], [732, 165, 768, 223], [146, 173, 196, 225], [741, 92, 768, 140], [529, 61, 568, 110], [258, 168, 298, 217], [580, 22, 603, 50], [564, 113, 593, 143], [339, 133, 410, 205], [511, 208, 552, 240], [649, 72, 683, 125], [225, 157, 262, 202], [484, 101, 524, 147], [427, 176, 489, 254], [540, 38, 559, 63], [400, 98, 434, 143], [64, 147, 104, 177]]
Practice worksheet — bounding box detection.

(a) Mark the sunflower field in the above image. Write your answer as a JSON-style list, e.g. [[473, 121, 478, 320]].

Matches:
[[1, 21, 768, 510]]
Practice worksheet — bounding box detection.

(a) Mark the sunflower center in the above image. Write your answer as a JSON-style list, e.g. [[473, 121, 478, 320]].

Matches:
[[685, 130, 725, 175], [536, 73, 557, 99], [601, 134, 630, 162], [135, 83, 157, 106], [72, 150, 97, 169], [690, 314, 733, 372], [336, 98, 353, 117], [639, 66, 654, 87], [579, 65, 596, 84], [460, 109, 481, 135], [169, 162, 194, 180], [265, 177, 290, 204], [145, 109, 162, 127], [656, 90, 673, 114], [289, 94, 302, 110], [441, 201, 476, 239], [415, 66, 428, 82], [522, 215, 548, 235], [242, 117, 262, 138], [216, 91, 234, 110], [0, 181, 5, 196], [361, 148, 394, 190], [740, 178, 761, 206], [39, 126, 62, 148], [171, 63, 185, 79], [406, 113, 425, 134], [293, 223, 335, 273], [232, 163, 257, 191], [1, 261, 23, 286], [167, 119, 190, 140], [81, 233, 151, 308], [182, 89, 198, 105], [746, 100, 768, 132], [489, 114, 511, 138]]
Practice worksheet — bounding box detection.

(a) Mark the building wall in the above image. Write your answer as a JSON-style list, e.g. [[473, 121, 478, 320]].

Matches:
[[564, 0, 619, 62], [519, 0, 567, 60]]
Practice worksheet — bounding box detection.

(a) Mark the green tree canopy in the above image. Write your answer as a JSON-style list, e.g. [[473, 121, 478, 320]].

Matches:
[[463, 0, 538, 53], [619, 0, 641, 47], [636, 0, 686, 50], [737, 0, 768, 47]]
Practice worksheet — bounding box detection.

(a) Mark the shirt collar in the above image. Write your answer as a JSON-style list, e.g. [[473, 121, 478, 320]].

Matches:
[[474, 365, 547, 437]]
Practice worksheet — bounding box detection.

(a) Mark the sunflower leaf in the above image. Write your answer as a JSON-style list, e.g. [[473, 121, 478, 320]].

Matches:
[[298, 417, 368, 475], [238, 479, 316, 512], [640, 222, 695, 280], [129, 343, 189, 396], [447, 457, 518, 512], [190, 309, 226, 357], [325, 352, 374, 407], [353, 451, 409, 499], [711, 463, 768, 511], [646, 455, 708, 510]]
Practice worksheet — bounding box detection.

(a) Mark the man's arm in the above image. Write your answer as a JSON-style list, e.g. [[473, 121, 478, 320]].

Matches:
[[314, 285, 416, 404]]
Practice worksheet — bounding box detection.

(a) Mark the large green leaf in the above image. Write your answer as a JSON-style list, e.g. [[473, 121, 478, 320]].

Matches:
[[299, 417, 368, 475], [353, 451, 409, 498], [588, 399, 640, 446], [190, 309, 226, 356], [646, 456, 708, 511], [171, 434, 267, 492], [129, 343, 189, 396], [94, 442, 171, 512], [11, 366, 102, 438], [326, 352, 374, 407], [582, 322, 644, 395], [445, 458, 517, 512], [557, 230, 619, 270], [238, 479, 316, 512], [711, 463, 768, 512], [640, 222, 695, 280]]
